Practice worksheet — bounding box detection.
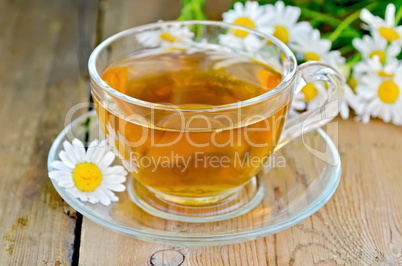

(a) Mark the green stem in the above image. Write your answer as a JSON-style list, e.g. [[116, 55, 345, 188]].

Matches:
[[328, 2, 378, 43], [383, 44, 389, 65], [301, 8, 341, 26], [338, 45, 354, 56], [178, 0, 207, 20], [395, 5, 402, 25], [346, 53, 361, 67]]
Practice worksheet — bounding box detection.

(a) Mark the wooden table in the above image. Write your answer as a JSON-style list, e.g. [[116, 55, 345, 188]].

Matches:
[[1, 0, 401, 265]]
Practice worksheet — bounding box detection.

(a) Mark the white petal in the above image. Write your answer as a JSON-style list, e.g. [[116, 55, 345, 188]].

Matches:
[[352, 38, 367, 57], [77, 192, 88, 202], [275, 1, 285, 13], [85, 139, 99, 162], [360, 9, 380, 27], [59, 151, 76, 168], [291, 99, 306, 110], [319, 39, 332, 53], [385, 4, 395, 26], [219, 34, 244, 50], [92, 145, 109, 165], [72, 139, 86, 163], [49, 170, 69, 179], [381, 108, 392, 123], [290, 22, 313, 43], [233, 2, 243, 13], [286, 6, 300, 25], [100, 187, 118, 202], [244, 34, 262, 51], [51, 160, 73, 172], [392, 108, 402, 125], [87, 195, 98, 204], [340, 102, 350, 119], [103, 174, 126, 183], [58, 179, 75, 188], [362, 113, 371, 123], [63, 141, 79, 162], [102, 182, 126, 192], [48, 171, 59, 179], [366, 99, 380, 115], [101, 165, 127, 176], [388, 42, 401, 58], [97, 151, 116, 168], [68, 188, 88, 202], [95, 189, 111, 206], [66, 187, 80, 198]]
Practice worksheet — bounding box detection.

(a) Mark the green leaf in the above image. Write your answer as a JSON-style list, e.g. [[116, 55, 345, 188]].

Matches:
[[178, 0, 207, 20], [396, 3, 402, 25], [328, 2, 378, 43], [301, 8, 341, 27]]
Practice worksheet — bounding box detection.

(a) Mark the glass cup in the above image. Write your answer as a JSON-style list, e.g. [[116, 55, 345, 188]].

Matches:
[[88, 21, 343, 222]]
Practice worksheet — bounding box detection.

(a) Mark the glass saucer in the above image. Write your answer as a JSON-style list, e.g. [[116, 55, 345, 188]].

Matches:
[[48, 110, 341, 246]]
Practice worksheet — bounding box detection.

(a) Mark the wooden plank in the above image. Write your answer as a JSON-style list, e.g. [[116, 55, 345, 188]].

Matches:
[[100, 0, 181, 39], [0, 0, 89, 264], [78, 0, 402, 265]]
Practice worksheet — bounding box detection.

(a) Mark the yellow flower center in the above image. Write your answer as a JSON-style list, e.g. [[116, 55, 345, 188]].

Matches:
[[232, 17, 255, 38], [159, 32, 178, 43], [347, 77, 358, 93], [301, 82, 318, 101], [378, 80, 399, 104], [273, 25, 289, 44], [73, 163, 102, 192], [378, 70, 393, 78], [379, 27, 399, 42], [369, 50, 386, 64], [304, 52, 320, 61]]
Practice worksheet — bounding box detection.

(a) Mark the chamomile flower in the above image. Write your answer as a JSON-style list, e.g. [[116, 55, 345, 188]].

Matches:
[[355, 62, 402, 125], [353, 56, 399, 83], [136, 23, 194, 48], [360, 4, 402, 44], [293, 32, 347, 118], [106, 123, 138, 173], [220, 1, 269, 50], [291, 29, 346, 67], [292, 81, 328, 111], [49, 139, 127, 206], [352, 35, 401, 64], [263, 1, 312, 47], [292, 80, 355, 120]]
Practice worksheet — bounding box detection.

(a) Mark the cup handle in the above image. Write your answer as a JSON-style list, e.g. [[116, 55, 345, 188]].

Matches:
[[275, 61, 345, 151]]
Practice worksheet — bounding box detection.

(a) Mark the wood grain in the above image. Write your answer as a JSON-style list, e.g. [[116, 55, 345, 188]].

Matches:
[[100, 0, 181, 40], [0, 0, 89, 264]]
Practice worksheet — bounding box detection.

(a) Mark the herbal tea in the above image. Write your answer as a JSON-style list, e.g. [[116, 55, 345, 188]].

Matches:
[[94, 49, 289, 202]]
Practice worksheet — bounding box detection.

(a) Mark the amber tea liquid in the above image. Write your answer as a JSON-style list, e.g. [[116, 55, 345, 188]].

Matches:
[[94, 49, 289, 202]]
